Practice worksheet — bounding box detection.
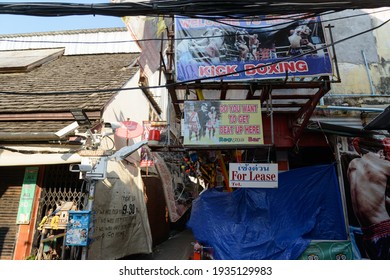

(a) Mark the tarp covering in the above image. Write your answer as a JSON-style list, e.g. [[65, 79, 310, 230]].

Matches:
[[187, 163, 347, 260]]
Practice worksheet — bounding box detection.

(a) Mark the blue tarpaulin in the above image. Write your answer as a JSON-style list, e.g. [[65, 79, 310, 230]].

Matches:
[[187, 164, 347, 260]]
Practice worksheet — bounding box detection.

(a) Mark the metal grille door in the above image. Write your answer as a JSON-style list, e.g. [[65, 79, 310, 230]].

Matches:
[[39, 164, 86, 216]]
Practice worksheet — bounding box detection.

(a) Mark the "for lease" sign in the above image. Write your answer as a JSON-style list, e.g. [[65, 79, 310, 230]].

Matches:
[[229, 163, 278, 188]]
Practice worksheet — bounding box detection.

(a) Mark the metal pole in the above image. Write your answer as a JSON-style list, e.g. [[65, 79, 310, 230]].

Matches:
[[81, 179, 96, 260], [334, 136, 351, 240], [316, 105, 384, 112], [167, 89, 171, 146], [325, 24, 341, 82], [268, 91, 274, 145], [361, 50, 376, 96]]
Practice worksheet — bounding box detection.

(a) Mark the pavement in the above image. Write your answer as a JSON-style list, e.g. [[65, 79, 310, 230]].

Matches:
[[151, 229, 196, 260]]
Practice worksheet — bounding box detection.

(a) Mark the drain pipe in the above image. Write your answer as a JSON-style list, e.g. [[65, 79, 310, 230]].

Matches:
[[362, 50, 376, 96], [316, 105, 384, 112]]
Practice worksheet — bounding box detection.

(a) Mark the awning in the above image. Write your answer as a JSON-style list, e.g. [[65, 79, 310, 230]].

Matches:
[[305, 120, 379, 138], [0, 149, 81, 166], [364, 105, 390, 132]]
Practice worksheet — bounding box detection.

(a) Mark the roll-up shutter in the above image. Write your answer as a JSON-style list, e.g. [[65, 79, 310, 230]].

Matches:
[[0, 167, 24, 260]]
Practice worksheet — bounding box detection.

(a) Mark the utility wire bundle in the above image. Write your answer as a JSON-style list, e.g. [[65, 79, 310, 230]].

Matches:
[[0, 1, 389, 18]]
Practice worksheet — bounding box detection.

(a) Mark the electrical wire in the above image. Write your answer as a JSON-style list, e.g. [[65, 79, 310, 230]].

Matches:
[[1, 8, 388, 45], [1, 17, 389, 96], [0, 1, 388, 18]]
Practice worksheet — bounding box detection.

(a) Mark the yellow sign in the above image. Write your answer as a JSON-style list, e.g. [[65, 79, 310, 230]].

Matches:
[[183, 100, 263, 146]]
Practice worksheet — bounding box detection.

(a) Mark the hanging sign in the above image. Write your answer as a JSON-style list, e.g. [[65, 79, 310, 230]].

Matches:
[[16, 167, 39, 224], [229, 163, 278, 188], [175, 15, 332, 82], [182, 100, 263, 146]]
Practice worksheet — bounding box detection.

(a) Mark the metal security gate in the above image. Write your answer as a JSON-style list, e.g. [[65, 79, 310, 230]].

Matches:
[[33, 164, 86, 259], [0, 167, 25, 260]]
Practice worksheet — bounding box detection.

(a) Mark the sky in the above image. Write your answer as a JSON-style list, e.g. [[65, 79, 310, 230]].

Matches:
[[0, 0, 126, 35]]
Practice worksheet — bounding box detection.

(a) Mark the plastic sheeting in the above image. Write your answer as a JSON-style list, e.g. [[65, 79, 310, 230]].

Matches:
[[187, 164, 347, 260]]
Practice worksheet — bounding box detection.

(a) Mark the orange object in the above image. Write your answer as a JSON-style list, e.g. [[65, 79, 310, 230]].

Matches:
[[218, 153, 232, 192], [193, 251, 201, 260]]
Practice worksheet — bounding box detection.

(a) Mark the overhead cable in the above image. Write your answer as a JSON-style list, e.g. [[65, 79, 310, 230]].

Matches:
[[0, 1, 389, 18], [1, 8, 388, 45], [1, 17, 389, 96]]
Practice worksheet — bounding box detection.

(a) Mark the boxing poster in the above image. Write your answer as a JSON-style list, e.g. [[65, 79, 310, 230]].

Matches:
[[175, 15, 332, 82], [339, 136, 390, 259]]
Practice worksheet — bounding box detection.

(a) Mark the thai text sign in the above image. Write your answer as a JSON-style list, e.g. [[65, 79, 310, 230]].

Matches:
[[229, 163, 278, 188], [175, 15, 332, 82], [16, 167, 39, 224], [183, 100, 263, 146]]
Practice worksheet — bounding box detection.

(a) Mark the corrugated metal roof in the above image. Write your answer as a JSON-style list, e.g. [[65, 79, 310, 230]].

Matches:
[[0, 27, 128, 38], [0, 48, 64, 73], [0, 27, 141, 55]]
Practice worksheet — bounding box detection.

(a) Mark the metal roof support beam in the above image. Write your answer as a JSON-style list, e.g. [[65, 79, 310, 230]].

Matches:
[[246, 83, 256, 100], [220, 83, 228, 101], [166, 80, 181, 118], [260, 85, 271, 104], [293, 78, 331, 144], [139, 81, 163, 115]]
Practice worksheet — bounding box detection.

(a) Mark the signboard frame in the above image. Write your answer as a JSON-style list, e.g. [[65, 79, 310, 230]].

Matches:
[[175, 15, 332, 82], [229, 163, 278, 188], [65, 210, 91, 247], [182, 100, 263, 146]]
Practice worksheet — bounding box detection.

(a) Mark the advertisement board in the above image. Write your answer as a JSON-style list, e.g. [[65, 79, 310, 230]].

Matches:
[[16, 167, 39, 224], [229, 163, 278, 188], [339, 136, 390, 260], [175, 15, 332, 82], [65, 211, 91, 247], [182, 100, 263, 146]]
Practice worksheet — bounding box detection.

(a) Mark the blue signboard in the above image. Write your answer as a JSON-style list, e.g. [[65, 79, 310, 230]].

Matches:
[[175, 15, 332, 82], [65, 211, 91, 246]]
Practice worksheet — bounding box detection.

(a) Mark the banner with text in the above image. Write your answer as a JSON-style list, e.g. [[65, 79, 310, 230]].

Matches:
[[16, 167, 39, 224], [229, 163, 278, 188], [88, 161, 152, 259], [183, 100, 263, 146], [175, 15, 332, 82]]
